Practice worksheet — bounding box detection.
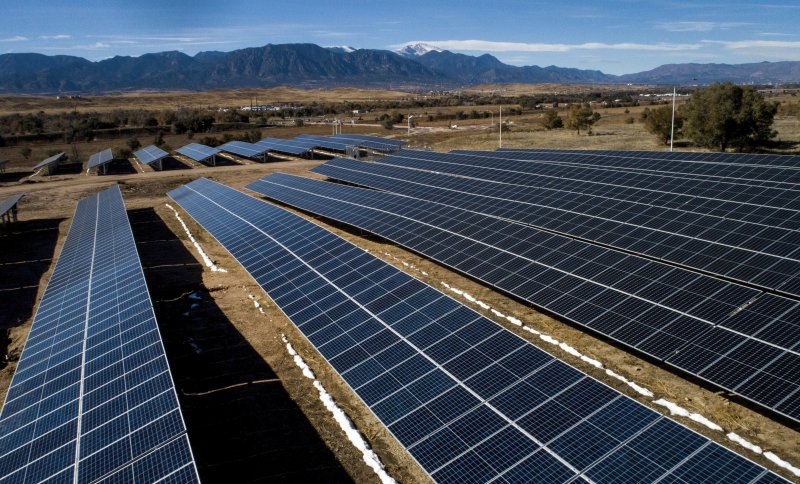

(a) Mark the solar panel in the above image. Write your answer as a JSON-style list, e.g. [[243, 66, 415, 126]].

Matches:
[[217, 140, 269, 159], [176, 143, 220, 163], [0, 185, 198, 483], [134, 145, 169, 165], [86, 148, 114, 171], [312, 157, 800, 298], [248, 174, 800, 423], [170, 177, 782, 483], [32, 152, 66, 171], [499, 148, 800, 169], [295, 135, 355, 152], [332, 134, 406, 147], [377, 150, 800, 231], [0, 193, 24, 219], [254, 138, 314, 156], [482, 149, 800, 189]]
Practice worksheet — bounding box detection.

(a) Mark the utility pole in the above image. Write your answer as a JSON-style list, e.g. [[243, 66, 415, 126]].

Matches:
[[499, 106, 502, 148], [670, 86, 676, 152], [407, 115, 414, 136]]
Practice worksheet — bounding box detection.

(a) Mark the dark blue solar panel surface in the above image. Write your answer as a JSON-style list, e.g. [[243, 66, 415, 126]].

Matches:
[[175, 143, 220, 162], [32, 152, 66, 171], [0, 185, 198, 483], [134, 145, 169, 166], [312, 157, 800, 297], [331, 134, 405, 152], [248, 174, 800, 424], [486, 149, 800, 188], [169, 177, 782, 483], [254, 138, 315, 156], [498, 148, 800, 169], [87, 149, 114, 170], [217, 141, 268, 159], [0, 193, 24, 218], [295, 135, 355, 151], [382, 150, 800, 228]]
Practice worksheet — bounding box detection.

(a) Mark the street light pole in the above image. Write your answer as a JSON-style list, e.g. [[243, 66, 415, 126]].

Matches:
[[670, 86, 676, 152], [408, 115, 414, 136]]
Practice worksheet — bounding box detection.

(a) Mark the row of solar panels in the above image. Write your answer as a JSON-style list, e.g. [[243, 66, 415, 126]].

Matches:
[[168, 177, 786, 483], [0, 186, 199, 482], [140, 134, 406, 165]]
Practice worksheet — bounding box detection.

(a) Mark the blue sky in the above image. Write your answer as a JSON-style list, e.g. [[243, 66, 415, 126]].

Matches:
[[2, 0, 799, 75]]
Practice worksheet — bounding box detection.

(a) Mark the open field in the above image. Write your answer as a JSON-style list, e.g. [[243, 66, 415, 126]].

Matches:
[[1, 87, 799, 482]]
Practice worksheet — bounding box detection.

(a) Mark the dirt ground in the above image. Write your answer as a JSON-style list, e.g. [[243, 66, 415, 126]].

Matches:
[[0, 154, 798, 482]]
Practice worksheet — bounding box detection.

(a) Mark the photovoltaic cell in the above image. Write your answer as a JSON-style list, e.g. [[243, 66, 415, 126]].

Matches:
[[217, 141, 269, 159], [295, 135, 355, 152], [32, 152, 66, 171], [254, 138, 315, 156], [175, 143, 220, 163], [169, 177, 782, 483], [0, 193, 24, 218], [0, 185, 198, 483], [248, 173, 800, 423], [312, 157, 800, 297], [87, 149, 114, 171], [134, 145, 169, 166], [382, 150, 800, 227]]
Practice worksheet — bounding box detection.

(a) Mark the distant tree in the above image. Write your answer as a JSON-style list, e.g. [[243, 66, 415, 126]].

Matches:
[[682, 82, 777, 151], [0, 134, 5, 147], [20, 147, 32, 159], [126, 136, 141, 151], [113, 147, 132, 159], [541, 110, 563, 130], [566, 104, 599, 134], [643, 105, 682, 145], [153, 130, 165, 147], [186, 130, 194, 140], [294, 118, 304, 127]]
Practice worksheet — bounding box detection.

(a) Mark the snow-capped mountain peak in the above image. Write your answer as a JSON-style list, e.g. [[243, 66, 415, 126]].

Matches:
[[325, 45, 356, 54], [395, 43, 444, 57]]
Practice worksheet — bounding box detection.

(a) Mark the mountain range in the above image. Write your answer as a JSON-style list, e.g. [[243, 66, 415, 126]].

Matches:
[[0, 42, 798, 94]]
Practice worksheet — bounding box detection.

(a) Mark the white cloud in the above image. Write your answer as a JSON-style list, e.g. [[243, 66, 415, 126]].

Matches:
[[0, 36, 28, 42], [40, 34, 72, 40], [656, 21, 749, 32], [707, 39, 800, 49], [74, 42, 111, 50], [391, 39, 702, 53]]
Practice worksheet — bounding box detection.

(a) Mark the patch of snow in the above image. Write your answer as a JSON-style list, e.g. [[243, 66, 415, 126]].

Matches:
[[652, 399, 722, 431], [764, 451, 800, 477], [280, 335, 396, 483], [165, 204, 227, 272], [395, 42, 444, 57], [726, 432, 762, 454], [539, 334, 560, 346], [605, 369, 654, 397]]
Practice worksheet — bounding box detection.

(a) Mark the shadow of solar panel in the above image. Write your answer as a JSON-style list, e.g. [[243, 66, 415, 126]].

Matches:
[[247, 173, 800, 424], [0, 185, 198, 483], [170, 177, 783, 483]]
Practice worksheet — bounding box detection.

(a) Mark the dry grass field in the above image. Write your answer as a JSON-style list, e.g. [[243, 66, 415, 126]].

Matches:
[[1, 86, 799, 482]]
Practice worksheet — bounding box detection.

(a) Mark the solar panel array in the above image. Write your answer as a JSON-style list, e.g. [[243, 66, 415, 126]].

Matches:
[[482, 149, 800, 190], [169, 177, 782, 483], [217, 141, 269, 159], [248, 173, 800, 424], [0, 185, 198, 483], [254, 138, 315, 156], [175, 143, 220, 163], [32, 152, 66, 171], [498, 148, 800, 169], [332, 134, 406, 152], [0, 193, 24, 218], [87, 149, 114, 170], [134, 145, 169, 166], [313, 156, 800, 298], [295, 134, 355, 152]]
